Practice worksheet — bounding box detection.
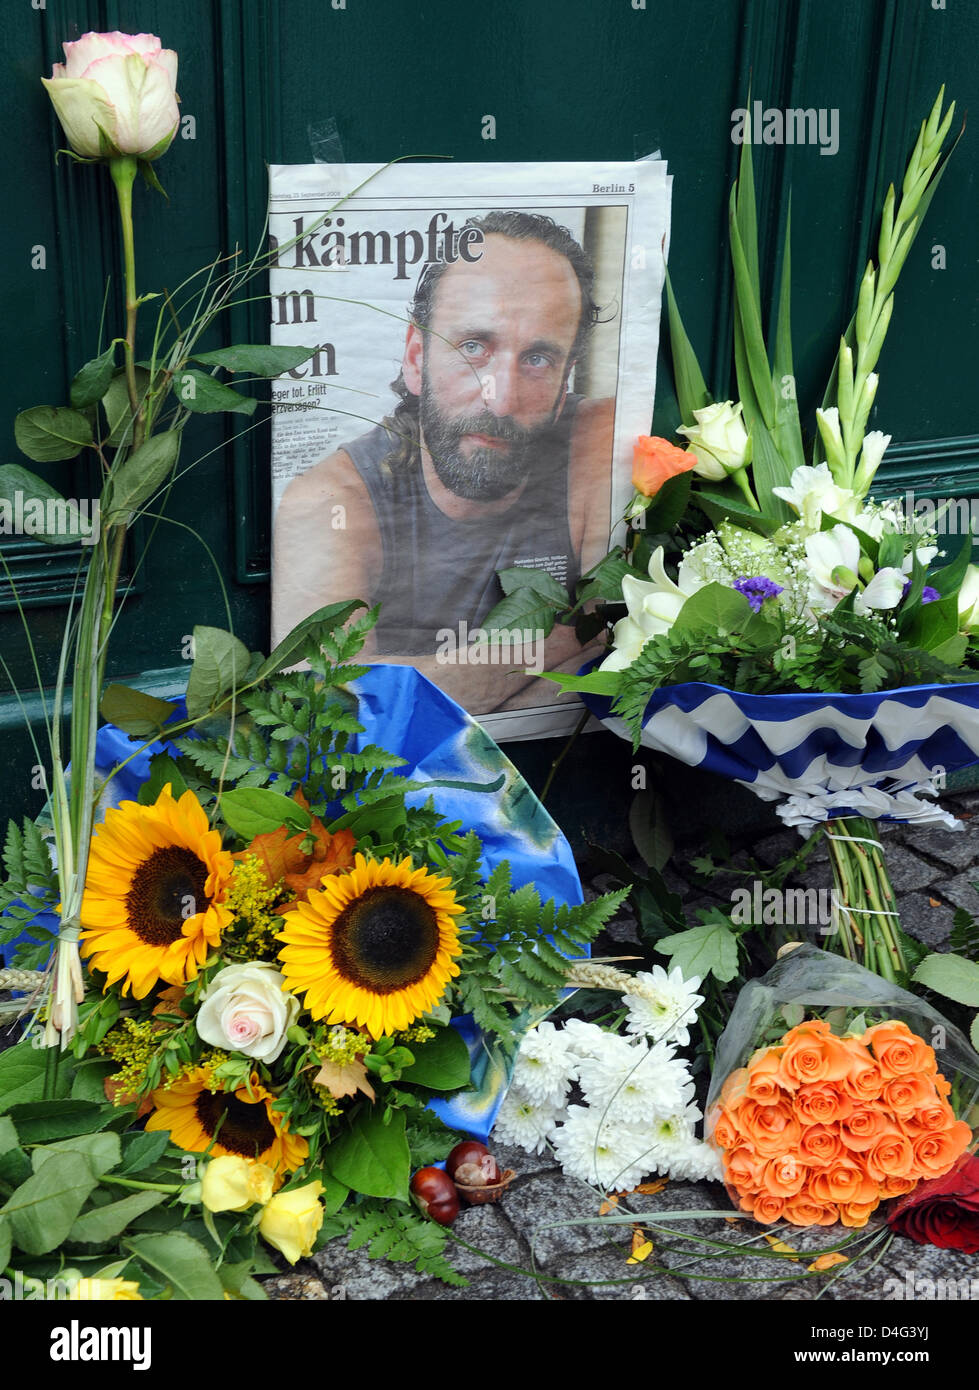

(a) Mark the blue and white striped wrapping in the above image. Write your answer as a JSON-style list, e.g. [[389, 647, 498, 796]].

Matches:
[[584, 679, 979, 833], [92, 663, 582, 1142]]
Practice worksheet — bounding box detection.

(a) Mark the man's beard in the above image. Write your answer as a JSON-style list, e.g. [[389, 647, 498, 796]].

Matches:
[[418, 375, 562, 502]]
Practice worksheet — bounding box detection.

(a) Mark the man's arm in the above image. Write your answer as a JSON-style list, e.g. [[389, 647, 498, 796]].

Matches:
[[272, 450, 529, 712], [271, 449, 382, 652]]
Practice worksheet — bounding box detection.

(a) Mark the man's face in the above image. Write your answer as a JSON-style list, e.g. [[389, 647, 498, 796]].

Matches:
[[413, 234, 583, 501]]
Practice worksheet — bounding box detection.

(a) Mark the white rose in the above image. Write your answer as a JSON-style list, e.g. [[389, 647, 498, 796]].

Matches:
[[676, 401, 750, 477], [196, 963, 299, 1063], [42, 31, 179, 162]]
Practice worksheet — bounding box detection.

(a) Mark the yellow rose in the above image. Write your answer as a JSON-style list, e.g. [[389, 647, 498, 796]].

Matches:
[[201, 1155, 276, 1213], [258, 1181, 325, 1264], [69, 1277, 143, 1300]]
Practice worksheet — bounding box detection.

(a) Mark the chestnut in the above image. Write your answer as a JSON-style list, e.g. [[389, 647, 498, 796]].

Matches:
[[445, 1140, 491, 1178], [410, 1166, 460, 1226]]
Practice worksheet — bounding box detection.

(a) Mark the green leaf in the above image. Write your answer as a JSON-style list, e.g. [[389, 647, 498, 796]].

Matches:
[[655, 915, 740, 983], [99, 683, 177, 738], [101, 367, 152, 447], [14, 406, 92, 462], [0, 1116, 19, 1154], [123, 1231, 226, 1300], [69, 1189, 166, 1245], [971, 1014, 979, 1055], [185, 625, 252, 719], [498, 565, 569, 607], [664, 270, 711, 423], [0, 464, 94, 546], [0, 1213, 10, 1271], [929, 531, 973, 598], [118, 1129, 171, 1176], [481, 582, 563, 638], [643, 470, 693, 534], [901, 593, 958, 652], [402, 1025, 472, 1091], [694, 486, 782, 536], [728, 185, 775, 429], [218, 1259, 269, 1300], [0, 1042, 69, 1110], [174, 368, 257, 416], [912, 952, 979, 1007], [325, 1108, 410, 1201], [136, 754, 188, 806], [106, 429, 182, 520], [256, 600, 366, 680], [574, 552, 632, 606], [70, 1061, 116, 1103], [1, 1151, 99, 1254], [193, 344, 318, 377], [13, 1102, 116, 1146], [770, 199, 805, 474], [535, 668, 622, 696], [70, 345, 117, 409], [219, 787, 311, 839], [672, 582, 752, 636], [31, 1133, 120, 1177], [747, 419, 794, 520], [628, 786, 673, 870]]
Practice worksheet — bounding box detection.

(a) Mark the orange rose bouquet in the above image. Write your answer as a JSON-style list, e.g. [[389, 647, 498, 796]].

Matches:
[[706, 946, 979, 1233]]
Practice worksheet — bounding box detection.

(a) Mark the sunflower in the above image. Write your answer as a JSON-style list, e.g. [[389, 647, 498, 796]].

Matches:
[[80, 785, 234, 999], [277, 854, 465, 1039], [144, 1068, 308, 1175]]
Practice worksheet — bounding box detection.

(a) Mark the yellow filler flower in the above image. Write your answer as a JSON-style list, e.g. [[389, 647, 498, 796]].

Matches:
[[145, 1068, 308, 1175], [277, 854, 464, 1039], [80, 785, 234, 999]]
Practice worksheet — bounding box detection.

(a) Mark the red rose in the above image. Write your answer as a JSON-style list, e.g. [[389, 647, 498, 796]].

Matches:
[[887, 1152, 979, 1254]]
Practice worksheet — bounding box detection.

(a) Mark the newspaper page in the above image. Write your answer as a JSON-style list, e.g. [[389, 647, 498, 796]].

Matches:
[[268, 160, 671, 741]]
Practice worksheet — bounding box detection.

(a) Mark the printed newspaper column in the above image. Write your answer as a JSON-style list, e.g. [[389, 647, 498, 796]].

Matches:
[[268, 160, 671, 740]]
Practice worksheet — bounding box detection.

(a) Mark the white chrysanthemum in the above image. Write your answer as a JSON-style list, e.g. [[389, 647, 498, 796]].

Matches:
[[511, 1021, 576, 1104], [665, 1141, 725, 1183], [561, 1016, 624, 1060], [622, 965, 705, 1047], [551, 1104, 657, 1192], [492, 1085, 563, 1155], [576, 1037, 693, 1123]]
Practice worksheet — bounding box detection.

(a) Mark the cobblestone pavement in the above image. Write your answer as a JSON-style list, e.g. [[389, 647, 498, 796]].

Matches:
[[4, 790, 977, 1303], [275, 789, 979, 1302]]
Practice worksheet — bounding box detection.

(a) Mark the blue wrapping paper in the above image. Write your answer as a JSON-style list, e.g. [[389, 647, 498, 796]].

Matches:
[[583, 677, 979, 830], [91, 663, 583, 1141]]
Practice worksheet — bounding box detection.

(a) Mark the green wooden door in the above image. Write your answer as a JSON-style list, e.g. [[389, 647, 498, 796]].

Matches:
[[2, 0, 976, 823]]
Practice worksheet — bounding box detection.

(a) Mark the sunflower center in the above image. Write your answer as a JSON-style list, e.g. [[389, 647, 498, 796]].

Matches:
[[194, 1089, 276, 1158], [332, 887, 440, 993], [125, 847, 210, 947]]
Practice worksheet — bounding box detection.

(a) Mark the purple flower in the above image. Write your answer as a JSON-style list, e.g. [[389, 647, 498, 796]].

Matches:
[[734, 576, 784, 613], [901, 581, 941, 604]]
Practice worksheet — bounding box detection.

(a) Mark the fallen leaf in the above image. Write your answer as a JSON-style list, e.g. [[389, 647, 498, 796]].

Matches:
[[628, 1178, 668, 1196], [763, 1233, 800, 1260], [808, 1251, 848, 1273], [929, 898, 942, 907], [599, 1196, 619, 1216], [626, 1227, 653, 1264], [724, 1216, 742, 1225], [313, 1056, 375, 1102]]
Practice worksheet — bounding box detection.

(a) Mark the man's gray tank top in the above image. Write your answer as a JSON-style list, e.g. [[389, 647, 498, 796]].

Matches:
[[343, 397, 581, 654]]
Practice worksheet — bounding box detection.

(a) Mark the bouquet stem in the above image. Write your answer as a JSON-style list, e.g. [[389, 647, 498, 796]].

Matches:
[[823, 816, 907, 984]]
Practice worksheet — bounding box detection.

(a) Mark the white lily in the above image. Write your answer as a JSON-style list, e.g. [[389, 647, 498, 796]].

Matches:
[[958, 563, 979, 633], [853, 567, 906, 615], [772, 463, 858, 531], [805, 524, 861, 610], [600, 547, 706, 671]]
